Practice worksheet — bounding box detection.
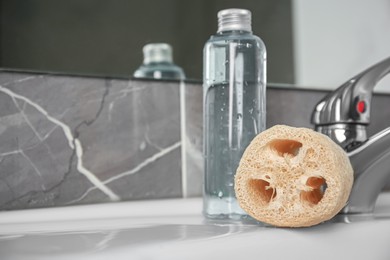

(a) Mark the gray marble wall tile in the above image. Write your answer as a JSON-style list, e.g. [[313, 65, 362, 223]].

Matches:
[[0, 71, 181, 210], [266, 87, 327, 128], [182, 82, 203, 197], [1, 71, 389, 211]]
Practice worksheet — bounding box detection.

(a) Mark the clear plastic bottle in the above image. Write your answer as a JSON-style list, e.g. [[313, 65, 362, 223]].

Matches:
[[203, 9, 266, 219], [133, 43, 185, 80]]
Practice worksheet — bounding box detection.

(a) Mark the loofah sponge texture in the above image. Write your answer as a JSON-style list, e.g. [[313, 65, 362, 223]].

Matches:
[[235, 125, 354, 227]]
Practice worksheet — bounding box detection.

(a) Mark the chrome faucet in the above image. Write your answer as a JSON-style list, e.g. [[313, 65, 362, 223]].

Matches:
[[311, 57, 390, 214]]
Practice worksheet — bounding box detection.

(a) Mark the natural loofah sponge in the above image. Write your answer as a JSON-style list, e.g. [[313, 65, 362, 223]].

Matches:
[[234, 125, 353, 227]]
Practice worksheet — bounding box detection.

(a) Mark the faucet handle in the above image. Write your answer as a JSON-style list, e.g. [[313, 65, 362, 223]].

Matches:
[[312, 57, 390, 150]]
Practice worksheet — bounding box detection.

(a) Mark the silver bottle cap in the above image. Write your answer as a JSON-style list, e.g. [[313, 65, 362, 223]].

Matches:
[[143, 43, 173, 64], [217, 8, 252, 33]]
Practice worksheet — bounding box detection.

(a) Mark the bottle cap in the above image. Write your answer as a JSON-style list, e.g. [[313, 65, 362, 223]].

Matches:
[[143, 43, 173, 64], [217, 8, 252, 33]]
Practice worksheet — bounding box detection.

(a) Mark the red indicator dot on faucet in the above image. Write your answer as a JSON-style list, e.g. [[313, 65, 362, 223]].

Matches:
[[356, 100, 366, 113]]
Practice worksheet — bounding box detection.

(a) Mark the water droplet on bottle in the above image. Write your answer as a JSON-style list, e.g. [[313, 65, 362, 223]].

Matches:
[[221, 108, 224, 111], [249, 108, 254, 114], [218, 191, 223, 198], [237, 113, 242, 119]]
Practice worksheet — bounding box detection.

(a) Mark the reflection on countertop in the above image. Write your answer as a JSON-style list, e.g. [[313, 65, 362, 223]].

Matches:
[[1, 193, 390, 260]]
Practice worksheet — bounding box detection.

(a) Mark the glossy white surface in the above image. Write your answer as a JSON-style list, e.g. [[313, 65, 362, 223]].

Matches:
[[1, 193, 390, 260]]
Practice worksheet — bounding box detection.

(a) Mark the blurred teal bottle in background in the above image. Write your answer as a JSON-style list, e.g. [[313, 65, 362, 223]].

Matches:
[[133, 43, 185, 80]]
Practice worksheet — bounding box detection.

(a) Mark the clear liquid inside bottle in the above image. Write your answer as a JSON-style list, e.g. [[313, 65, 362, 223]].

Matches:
[[203, 29, 266, 219]]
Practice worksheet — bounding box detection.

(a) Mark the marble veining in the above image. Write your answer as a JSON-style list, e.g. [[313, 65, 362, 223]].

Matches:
[[0, 83, 120, 202], [68, 141, 181, 204], [0, 72, 182, 210]]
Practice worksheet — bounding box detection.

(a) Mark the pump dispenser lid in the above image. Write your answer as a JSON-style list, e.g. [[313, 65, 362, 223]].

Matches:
[[217, 8, 252, 33], [143, 43, 173, 64]]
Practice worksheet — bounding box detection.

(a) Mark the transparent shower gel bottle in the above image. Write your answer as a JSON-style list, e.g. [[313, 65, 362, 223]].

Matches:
[[203, 9, 266, 219]]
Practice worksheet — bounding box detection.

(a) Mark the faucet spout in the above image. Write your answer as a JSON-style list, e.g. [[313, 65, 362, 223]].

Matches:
[[342, 127, 390, 214], [312, 57, 390, 150]]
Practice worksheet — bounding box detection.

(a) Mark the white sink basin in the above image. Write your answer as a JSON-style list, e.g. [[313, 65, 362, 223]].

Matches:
[[1, 193, 390, 260]]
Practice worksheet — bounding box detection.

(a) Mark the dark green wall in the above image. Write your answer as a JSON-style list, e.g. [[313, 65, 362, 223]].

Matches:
[[0, 0, 294, 83]]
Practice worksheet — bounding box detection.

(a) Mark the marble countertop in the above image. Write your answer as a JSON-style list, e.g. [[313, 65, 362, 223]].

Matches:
[[1, 193, 390, 260]]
